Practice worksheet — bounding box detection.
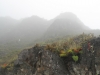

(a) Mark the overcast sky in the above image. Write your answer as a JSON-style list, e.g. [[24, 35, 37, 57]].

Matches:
[[0, 0, 100, 29]]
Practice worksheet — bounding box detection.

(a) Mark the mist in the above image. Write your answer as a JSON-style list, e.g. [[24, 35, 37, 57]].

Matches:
[[1, 1, 100, 74], [0, 0, 100, 29], [0, 0, 100, 62]]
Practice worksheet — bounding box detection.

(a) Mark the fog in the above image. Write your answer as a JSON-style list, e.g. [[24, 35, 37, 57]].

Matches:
[[0, 0, 100, 29], [0, 0, 100, 53], [1, 0, 100, 65]]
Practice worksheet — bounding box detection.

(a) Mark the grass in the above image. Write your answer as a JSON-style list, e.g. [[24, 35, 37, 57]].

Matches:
[[0, 33, 94, 66]]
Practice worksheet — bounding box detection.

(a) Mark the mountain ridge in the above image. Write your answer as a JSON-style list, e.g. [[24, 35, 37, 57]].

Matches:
[[44, 12, 91, 38], [0, 12, 100, 51]]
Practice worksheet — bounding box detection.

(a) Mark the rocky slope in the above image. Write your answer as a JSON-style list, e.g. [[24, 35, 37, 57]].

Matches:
[[0, 34, 100, 75]]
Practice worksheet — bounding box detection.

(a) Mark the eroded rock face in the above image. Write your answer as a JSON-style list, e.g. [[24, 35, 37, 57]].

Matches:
[[80, 37, 100, 75], [4, 46, 69, 75]]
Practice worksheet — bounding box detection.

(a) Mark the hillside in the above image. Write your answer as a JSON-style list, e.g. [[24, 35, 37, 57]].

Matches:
[[0, 17, 18, 37], [44, 12, 91, 38], [0, 16, 48, 44], [0, 16, 49, 63], [0, 12, 100, 64]]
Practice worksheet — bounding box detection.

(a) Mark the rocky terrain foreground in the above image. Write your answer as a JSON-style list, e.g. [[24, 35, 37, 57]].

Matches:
[[0, 35, 100, 75]]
